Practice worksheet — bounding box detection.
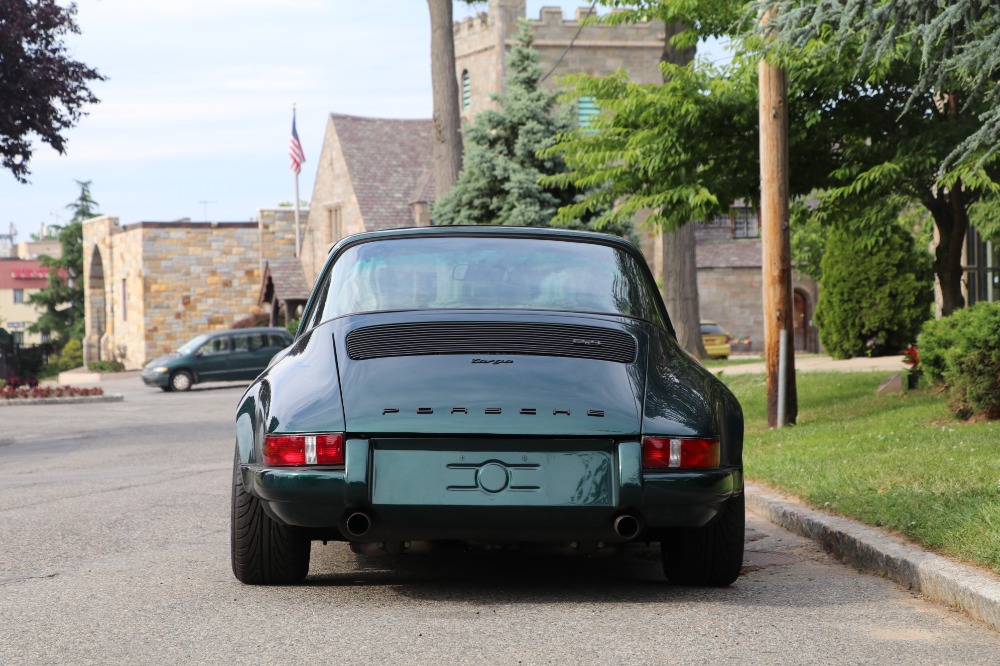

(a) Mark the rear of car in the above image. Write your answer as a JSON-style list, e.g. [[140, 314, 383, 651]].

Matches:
[[232, 228, 743, 587], [700, 321, 732, 359]]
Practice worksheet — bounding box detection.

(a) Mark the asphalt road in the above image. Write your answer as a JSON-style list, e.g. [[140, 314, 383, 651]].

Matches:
[[2, 375, 999, 664]]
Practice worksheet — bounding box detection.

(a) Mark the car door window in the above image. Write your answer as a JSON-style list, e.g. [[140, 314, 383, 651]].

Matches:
[[232, 334, 252, 353], [199, 337, 231, 356]]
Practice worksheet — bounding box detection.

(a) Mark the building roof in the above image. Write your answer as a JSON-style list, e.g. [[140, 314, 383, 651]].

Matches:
[[330, 114, 434, 230], [259, 256, 311, 304], [0, 259, 50, 290], [696, 238, 763, 269]]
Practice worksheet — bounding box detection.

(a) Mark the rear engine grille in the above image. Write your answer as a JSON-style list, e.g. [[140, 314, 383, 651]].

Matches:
[[346, 322, 637, 363]]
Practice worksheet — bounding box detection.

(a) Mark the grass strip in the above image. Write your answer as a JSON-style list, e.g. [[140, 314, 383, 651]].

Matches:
[[720, 371, 1000, 576]]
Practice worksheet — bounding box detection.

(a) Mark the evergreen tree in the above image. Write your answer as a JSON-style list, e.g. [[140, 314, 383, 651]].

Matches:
[[433, 21, 628, 237], [27, 180, 97, 344], [760, 0, 1000, 170], [814, 209, 934, 359]]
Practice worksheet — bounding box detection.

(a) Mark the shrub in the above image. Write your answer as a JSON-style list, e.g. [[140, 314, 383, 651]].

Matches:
[[286, 318, 300, 336], [233, 312, 271, 328], [814, 221, 934, 359], [918, 302, 1000, 419], [88, 359, 125, 373], [56, 338, 84, 371]]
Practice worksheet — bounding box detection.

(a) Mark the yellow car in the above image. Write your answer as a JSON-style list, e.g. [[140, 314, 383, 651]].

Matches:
[[701, 321, 732, 359]]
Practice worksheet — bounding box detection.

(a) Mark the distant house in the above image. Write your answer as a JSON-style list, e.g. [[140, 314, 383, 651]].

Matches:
[[298, 115, 435, 286], [0, 258, 50, 347]]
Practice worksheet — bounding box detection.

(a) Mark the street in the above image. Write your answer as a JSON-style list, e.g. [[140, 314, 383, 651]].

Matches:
[[2, 375, 999, 664]]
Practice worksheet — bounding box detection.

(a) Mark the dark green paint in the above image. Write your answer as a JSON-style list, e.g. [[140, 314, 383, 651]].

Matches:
[[235, 227, 743, 544]]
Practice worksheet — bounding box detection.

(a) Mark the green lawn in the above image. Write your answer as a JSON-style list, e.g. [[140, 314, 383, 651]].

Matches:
[[721, 372, 1000, 575]]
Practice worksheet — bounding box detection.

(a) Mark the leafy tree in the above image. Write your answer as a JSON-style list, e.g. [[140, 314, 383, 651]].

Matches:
[[0, 0, 104, 182], [433, 22, 629, 237], [549, 0, 997, 318], [759, 0, 1000, 170], [814, 210, 934, 359], [28, 180, 97, 343], [789, 201, 828, 282]]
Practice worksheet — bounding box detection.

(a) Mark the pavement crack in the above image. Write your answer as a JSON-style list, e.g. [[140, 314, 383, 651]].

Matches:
[[0, 572, 59, 585]]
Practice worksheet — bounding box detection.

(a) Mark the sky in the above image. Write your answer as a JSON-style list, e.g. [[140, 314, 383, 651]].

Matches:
[[2, 1, 726, 240]]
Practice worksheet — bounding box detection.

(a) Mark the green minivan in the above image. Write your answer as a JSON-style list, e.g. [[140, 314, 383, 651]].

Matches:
[[142, 327, 292, 392]]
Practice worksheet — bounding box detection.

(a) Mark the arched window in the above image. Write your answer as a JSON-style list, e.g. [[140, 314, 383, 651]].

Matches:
[[461, 70, 471, 111]]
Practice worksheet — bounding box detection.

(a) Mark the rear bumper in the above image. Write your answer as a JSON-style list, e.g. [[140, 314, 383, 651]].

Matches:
[[245, 438, 742, 542]]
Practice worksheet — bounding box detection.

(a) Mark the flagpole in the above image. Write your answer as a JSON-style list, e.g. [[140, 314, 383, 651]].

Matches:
[[293, 103, 301, 259]]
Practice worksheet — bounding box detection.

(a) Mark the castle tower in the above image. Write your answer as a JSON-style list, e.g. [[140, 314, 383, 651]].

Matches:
[[454, 1, 664, 120]]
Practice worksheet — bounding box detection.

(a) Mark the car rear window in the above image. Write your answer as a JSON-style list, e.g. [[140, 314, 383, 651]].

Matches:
[[314, 236, 662, 324], [701, 323, 726, 335]]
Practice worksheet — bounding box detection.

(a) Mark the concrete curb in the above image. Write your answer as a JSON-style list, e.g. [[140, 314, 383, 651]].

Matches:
[[0, 394, 124, 407], [747, 482, 1000, 633]]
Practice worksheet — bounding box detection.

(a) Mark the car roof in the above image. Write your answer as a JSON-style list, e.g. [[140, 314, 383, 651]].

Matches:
[[328, 225, 642, 256], [213, 327, 290, 336]]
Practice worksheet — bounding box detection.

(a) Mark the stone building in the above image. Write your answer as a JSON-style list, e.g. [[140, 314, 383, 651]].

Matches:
[[453, 0, 664, 121], [695, 210, 820, 353], [302, 1, 667, 285], [82, 209, 308, 369]]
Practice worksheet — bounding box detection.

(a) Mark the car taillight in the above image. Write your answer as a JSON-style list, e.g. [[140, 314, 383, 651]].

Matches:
[[263, 433, 344, 466], [642, 436, 720, 469]]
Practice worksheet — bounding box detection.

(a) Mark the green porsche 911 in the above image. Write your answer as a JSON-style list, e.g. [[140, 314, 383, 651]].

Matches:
[[231, 226, 744, 586]]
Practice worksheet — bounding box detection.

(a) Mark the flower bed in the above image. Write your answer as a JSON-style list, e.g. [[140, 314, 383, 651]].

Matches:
[[1, 385, 104, 400]]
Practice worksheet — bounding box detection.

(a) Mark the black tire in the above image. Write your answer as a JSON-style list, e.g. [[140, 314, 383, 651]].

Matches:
[[231, 449, 310, 584], [661, 492, 744, 586], [169, 370, 194, 392]]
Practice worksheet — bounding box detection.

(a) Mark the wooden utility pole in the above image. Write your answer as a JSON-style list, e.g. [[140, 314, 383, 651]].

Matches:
[[758, 37, 797, 427]]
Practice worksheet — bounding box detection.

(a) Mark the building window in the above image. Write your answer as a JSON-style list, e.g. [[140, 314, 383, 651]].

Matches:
[[121, 279, 128, 321], [461, 70, 471, 111], [578, 96, 599, 128], [704, 207, 760, 238], [733, 207, 760, 238], [326, 206, 342, 246], [12, 331, 23, 345], [13, 289, 24, 304]]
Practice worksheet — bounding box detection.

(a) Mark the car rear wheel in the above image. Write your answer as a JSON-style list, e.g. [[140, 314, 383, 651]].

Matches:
[[661, 492, 744, 586], [169, 370, 193, 392], [231, 449, 310, 584]]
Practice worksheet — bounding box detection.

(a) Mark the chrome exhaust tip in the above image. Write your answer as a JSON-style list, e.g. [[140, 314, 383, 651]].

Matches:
[[345, 512, 371, 537], [613, 514, 641, 540]]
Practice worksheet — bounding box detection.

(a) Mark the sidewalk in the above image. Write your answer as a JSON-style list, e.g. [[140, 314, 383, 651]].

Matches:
[[719, 354, 906, 375], [747, 483, 1000, 633]]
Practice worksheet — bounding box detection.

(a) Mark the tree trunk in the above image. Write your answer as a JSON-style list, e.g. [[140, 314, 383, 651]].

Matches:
[[927, 189, 968, 317], [658, 23, 706, 358], [661, 222, 706, 356], [931, 94, 970, 317], [428, 0, 463, 201]]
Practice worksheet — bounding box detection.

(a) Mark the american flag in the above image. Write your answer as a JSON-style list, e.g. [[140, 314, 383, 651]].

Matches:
[[289, 114, 306, 175]]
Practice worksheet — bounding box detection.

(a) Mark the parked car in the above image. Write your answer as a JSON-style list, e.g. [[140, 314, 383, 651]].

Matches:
[[231, 227, 744, 586], [142, 327, 292, 392], [700, 321, 732, 359]]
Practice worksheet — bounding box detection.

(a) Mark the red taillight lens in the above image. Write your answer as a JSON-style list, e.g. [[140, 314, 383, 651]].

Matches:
[[263, 433, 344, 466], [642, 436, 720, 469]]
